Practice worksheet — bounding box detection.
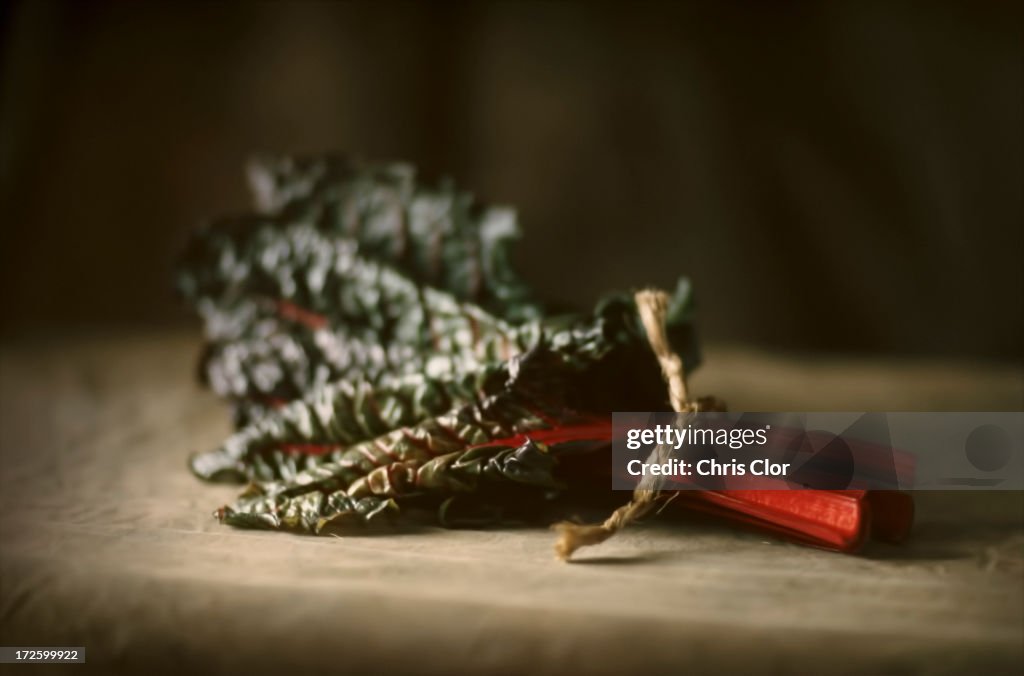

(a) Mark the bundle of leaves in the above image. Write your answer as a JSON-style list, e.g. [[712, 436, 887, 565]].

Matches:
[[179, 155, 701, 535]]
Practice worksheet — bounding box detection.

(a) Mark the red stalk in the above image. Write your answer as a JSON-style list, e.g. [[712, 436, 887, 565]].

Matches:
[[674, 489, 913, 552], [276, 299, 328, 330], [277, 420, 614, 458]]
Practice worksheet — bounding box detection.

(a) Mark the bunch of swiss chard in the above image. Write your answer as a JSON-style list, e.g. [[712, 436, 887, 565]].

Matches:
[[178, 155, 700, 535]]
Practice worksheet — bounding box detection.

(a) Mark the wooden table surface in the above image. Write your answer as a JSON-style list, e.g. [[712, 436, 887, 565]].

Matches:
[[1, 330, 1021, 675]]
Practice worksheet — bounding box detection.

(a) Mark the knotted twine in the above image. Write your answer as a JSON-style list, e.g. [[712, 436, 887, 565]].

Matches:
[[552, 288, 725, 561]]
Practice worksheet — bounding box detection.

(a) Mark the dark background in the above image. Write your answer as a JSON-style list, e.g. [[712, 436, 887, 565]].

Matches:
[[1, 0, 1021, 359]]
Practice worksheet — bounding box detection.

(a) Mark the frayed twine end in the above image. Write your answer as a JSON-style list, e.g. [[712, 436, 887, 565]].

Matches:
[[552, 490, 658, 561]]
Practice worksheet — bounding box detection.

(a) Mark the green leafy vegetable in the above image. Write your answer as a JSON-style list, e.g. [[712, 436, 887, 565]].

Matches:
[[180, 155, 701, 532]]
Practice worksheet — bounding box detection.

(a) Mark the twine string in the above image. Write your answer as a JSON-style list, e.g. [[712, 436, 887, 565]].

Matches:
[[552, 288, 722, 561]]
